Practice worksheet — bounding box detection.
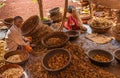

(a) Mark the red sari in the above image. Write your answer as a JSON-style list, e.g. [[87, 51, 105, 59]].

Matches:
[[64, 14, 80, 30]]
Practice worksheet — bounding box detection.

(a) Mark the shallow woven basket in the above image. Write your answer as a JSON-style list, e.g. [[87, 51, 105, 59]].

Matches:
[[88, 20, 112, 34], [90, 25, 112, 34], [87, 49, 114, 67], [42, 48, 71, 72], [3, 17, 13, 26], [0, 64, 24, 77], [4, 50, 29, 65], [41, 31, 69, 49]]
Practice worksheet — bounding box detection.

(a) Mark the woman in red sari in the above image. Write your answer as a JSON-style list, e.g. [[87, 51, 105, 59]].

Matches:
[[64, 6, 86, 31]]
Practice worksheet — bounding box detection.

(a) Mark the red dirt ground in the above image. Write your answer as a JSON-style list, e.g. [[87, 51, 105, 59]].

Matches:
[[0, 0, 78, 20]]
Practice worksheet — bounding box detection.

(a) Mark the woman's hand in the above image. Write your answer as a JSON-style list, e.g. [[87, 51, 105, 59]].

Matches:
[[24, 37, 32, 42], [25, 45, 33, 53]]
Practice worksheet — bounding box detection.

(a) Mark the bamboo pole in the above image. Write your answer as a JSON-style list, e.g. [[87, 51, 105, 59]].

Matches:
[[59, 0, 68, 31], [37, 0, 44, 20]]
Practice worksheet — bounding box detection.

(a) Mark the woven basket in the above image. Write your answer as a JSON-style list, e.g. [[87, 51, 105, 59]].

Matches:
[[41, 31, 69, 49], [49, 7, 60, 16], [3, 18, 13, 25], [88, 19, 112, 34], [21, 15, 41, 36]]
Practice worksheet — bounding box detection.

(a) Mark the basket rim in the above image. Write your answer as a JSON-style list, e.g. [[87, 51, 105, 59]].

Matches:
[[41, 48, 71, 72], [49, 7, 60, 13], [90, 25, 112, 29]]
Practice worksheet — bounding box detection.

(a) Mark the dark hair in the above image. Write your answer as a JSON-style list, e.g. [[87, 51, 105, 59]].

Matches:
[[14, 16, 23, 21], [68, 5, 75, 13]]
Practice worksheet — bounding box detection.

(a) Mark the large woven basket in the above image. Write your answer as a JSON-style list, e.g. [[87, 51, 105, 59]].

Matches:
[[21, 15, 41, 36], [41, 31, 69, 49]]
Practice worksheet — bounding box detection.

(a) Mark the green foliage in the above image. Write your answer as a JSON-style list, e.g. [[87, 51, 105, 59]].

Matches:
[[32, 0, 37, 3], [0, 3, 5, 8], [42, 17, 49, 21]]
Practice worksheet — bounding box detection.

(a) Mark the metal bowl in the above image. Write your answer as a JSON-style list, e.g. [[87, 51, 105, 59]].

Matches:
[[114, 49, 120, 63], [4, 50, 29, 65], [42, 20, 53, 26], [0, 64, 24, 78], [65, 30, 79, 41], [87, 49, 114, 67], [42, 48, 71, 72]]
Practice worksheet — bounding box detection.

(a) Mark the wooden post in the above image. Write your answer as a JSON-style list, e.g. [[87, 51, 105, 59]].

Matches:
[[59, 0, 68, 31], [37, 0, 44, 20], [89, 1, 92, 18]]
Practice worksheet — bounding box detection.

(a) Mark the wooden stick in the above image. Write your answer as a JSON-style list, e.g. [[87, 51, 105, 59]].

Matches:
[[59, 0, 68, 31], [37, 0, 44, 20]]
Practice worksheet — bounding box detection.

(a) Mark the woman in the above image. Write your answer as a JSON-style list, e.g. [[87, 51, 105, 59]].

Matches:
[[5, 16, 32, 52], [64, 5, 87, 31]]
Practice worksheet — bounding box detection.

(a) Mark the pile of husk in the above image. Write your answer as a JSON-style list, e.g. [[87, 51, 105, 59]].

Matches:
[[111, 23, 120, 41], [51, 22, 62, 30], [31, 24, 54, 44], [112, 23, 120, 34], [26, 42, 116, 78]]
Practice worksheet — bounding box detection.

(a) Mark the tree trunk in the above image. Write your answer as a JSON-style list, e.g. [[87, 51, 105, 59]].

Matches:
[[59, 0, 68, 31], [37, 0, 43, 20]]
